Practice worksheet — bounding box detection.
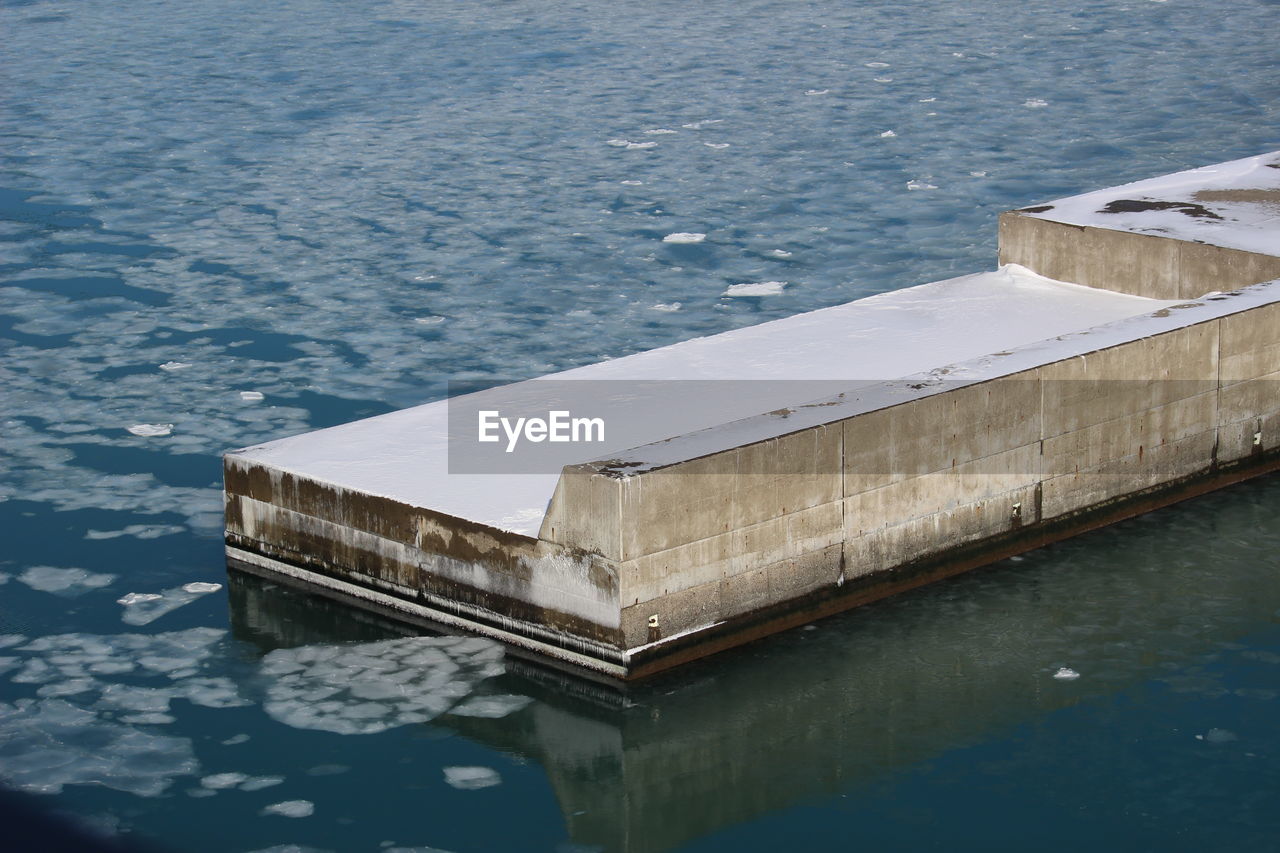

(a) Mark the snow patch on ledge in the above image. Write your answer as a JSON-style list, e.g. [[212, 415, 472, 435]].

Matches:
[[1018, 150, 1280, 257]]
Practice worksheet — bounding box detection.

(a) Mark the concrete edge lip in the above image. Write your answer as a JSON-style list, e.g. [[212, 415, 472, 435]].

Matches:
[[226, 546, 629, 681]]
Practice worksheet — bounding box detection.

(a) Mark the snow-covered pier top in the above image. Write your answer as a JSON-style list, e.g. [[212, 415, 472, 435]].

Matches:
[[225, 153, 1280, 679]]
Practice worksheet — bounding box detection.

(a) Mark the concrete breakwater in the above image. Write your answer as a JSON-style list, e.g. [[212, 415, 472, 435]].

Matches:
[[225, 153, 1280, 680]]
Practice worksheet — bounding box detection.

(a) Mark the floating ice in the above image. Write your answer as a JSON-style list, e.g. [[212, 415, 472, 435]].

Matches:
[[37, 679, 97, 697], [704, 142, 730, 149], [770, 249, 793, 258], [18, 566, 116, 595], [681, 119, 722, 129], [413, 316, 445, 325], [121, 713, 176, 725], [865, 61, 890, 68], [159, 362, 192, 372], [605, 138, 630, 147], [651, 303, 682, 312], [1203, 728, 1238, 743], [879, 130, 897, 138], [643, 128, 678, 135], [222, 733, 250, 745], [1053, 667, 1080, 680], [906, 180, 938, 191], [239, 391, 265, 402], [723, 281, 787, 297], [118, 592, 163, 606], [662, 233, 706, 244], [0, 699, 197, 796], [1024, 98, 1049, 108], [261, 800, 315, 818], [306, 764, 349, 776], [447, 695, 533, 719], [127, 424, 173, 437], [201, 772, 249, 789], [118, 583, 222, 626], [442, 766, 501, 790], [241, 775, 285, 791], [85, 524, 185, 540], [619, 180, 643, 186], [874, 76, 893, 83], [970, 171, 989, 178], [625, 141, 657, 150], [804, 89, 830, 96], [18, 628, 227, 684], [260, 636, 506, 735]]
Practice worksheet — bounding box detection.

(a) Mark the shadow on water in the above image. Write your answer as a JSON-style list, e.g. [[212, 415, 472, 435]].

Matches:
[[226, 473, 1280, 852]]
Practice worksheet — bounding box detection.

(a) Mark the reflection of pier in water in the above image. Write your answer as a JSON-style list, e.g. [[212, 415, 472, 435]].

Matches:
[[229, 476, 1280, 852]]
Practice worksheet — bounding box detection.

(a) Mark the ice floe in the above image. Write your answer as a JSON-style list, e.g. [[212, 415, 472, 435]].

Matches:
[[159, 361, 192, 371], [17, 566, 116, 595], [1053, 667, 1080, 680], [662, 233, 706, 244], [650, 303, 682, 312], [127, 423, 173, 437], [723, 281, 787, 297], [240, 391, 265, 402], [260, 636, 514, 735], [85, 524, 185, 540], [442, 766, 501, 790], [118, 582, 222, 626], [241, 775, 285, 791], [262, 800, 314, 818], [0, 699, 197, 796], [201, 771, 250, 789]]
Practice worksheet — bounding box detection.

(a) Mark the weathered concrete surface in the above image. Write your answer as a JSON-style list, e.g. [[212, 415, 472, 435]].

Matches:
[[226, 153, 1280, 679], [998, 213, 1280, 300], [999, 151, 1280, 299]]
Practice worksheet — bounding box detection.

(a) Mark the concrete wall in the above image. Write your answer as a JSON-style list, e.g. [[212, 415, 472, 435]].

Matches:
[[223, 460, 622, 650], [544, 300, 1280, 652], [998, 212, 1280, 300]]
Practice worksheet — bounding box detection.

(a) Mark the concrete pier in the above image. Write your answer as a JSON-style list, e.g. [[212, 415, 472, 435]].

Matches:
[[226, 152, 1280, 679]]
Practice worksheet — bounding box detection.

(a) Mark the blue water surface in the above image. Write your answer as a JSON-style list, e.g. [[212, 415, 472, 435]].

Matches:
[[2, 0, 1279, 850]]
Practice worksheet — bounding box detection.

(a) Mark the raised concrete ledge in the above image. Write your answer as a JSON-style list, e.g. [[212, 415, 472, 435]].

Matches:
[[999, 150, 1280, 299], [226, 152, 1280, 680]]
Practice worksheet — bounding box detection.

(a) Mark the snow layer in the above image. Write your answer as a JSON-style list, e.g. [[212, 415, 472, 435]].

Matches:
[[1020, 151, 1280, 256], [231, 265, 1183, 536]]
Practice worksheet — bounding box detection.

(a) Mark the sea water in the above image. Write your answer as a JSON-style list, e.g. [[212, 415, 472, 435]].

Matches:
[[2, 0, 1278, 850]]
